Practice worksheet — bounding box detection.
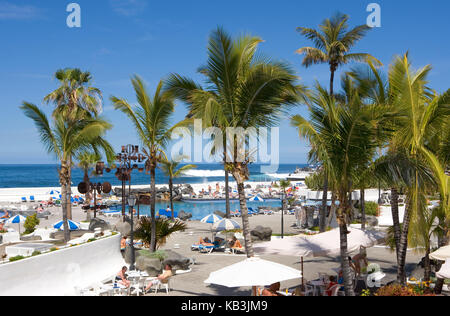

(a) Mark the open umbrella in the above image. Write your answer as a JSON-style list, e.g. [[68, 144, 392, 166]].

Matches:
[[46, 189, 60, 195], [204, 257, 302, 288], [254, 227, 385, 286], [6, 215, 27, 234], [436, 260, 450, 279], [249, 195, 264, 202], [430, 246, 450, 261], [212, 219, 241, 232], [53, 220, 80, 231], [201, 214, 223, 224]]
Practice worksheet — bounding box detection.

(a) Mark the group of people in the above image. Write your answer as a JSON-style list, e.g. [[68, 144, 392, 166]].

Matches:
[[115, 265, 173, 294], [195, 235, 243, 252]]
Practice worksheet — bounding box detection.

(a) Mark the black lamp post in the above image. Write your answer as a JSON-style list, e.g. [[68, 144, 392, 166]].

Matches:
[[115, 145, 144, 270], [128, 194, 137, 271]]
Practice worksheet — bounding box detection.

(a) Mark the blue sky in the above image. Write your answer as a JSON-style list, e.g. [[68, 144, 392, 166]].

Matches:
[[0, 0, 449, 164]]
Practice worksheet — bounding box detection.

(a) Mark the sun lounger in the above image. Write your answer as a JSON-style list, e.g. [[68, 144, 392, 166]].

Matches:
[[21, 197, 27, 202], [231, 246, 245, 254], [199, 241, 226, 254], [68, 233, 96, 246], [230, 211, 241, 217], [29, 196, 35, 202]]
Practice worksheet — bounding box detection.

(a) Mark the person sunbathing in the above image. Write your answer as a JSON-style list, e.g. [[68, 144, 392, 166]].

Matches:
[[145, 264, 173, 293], [230, 236, 243, 250], [116, 266, 131, 288], [0, 211, 10, 219]]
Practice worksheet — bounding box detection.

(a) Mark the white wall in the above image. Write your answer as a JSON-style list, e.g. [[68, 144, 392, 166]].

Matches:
[[0, 234, 125, 296]]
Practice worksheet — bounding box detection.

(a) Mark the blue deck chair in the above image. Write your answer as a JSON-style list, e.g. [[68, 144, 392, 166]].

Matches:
[[29, 196, 35, 202], [21, 197, 27, 202]]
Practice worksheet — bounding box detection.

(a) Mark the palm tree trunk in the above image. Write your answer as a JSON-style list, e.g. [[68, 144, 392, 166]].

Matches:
[[423, 247, 431, 282], [225, 168, 231, 218], [327, 191, 337, 227], [67, 158, 73, 220], [169, 177, 174, 220], [397, 194, 413, 285], [360, 188, 366, 230], [236, 180, 254, 258], [330, 69, 335, 96], [320, 172, 328, 233], [391, 188, 401, 252], [59, 163, 70, 242], [337, 201, 355, 296], [150, 166, 157, 252]]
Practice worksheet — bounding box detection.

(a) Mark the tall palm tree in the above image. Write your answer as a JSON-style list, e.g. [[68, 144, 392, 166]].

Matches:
[[292, 80, 390, 295], [160, 159, 196, 220], [166, 27, 304, 258], [371, 54, 450, 284], [21, 103, 112, 242], [111, 77, 181, 252], [296, 13, 380, 232], [44, 68, 103, 219], [388, 55, 450, 284]]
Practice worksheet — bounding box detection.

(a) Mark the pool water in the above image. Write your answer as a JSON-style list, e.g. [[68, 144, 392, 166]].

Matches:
[[112, 199, 282, 220]]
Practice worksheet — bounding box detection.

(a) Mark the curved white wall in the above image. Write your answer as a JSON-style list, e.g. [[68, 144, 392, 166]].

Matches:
[[0, 234, 124, 296]]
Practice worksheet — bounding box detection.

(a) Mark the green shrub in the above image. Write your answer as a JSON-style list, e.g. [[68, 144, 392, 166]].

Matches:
[[50, 247, 58, 252], [135, 217, 187, 250], [138, 250, 167, 261], [24, 214, 40, 235], [9, 255, 25, 262], [31, 251, 41, 257], [364, 201, 379, 216]]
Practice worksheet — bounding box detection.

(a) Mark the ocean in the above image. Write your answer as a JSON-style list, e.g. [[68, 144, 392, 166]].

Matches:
[[0, 163, 307, 188]]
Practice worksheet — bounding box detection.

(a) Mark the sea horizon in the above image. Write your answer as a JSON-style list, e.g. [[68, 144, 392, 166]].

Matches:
[[0, 163, 309, 189]]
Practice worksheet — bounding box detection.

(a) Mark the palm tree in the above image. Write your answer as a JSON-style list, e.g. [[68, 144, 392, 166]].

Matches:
[[292, 80, 390, 295], [370, 54, 450, 284], [296, 13, 380, 232], [387, 55, 449, 284], [111, 77, 181, 252], [160, 159, 196, 220], [21, 103, 112, 242], [166, 27, 304, 258], [44, 68, 104, 219]]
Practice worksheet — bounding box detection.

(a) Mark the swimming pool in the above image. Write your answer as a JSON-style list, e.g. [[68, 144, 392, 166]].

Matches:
[[111, 199, 282, 220]]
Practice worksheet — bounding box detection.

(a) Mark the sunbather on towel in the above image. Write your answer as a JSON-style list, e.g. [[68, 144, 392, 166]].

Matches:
[[145, 264, 173, 292]]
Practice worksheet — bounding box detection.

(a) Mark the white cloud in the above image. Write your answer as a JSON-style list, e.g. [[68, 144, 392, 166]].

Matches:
[[109, 0, 147, 17], [0, 1, 42, 20]]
